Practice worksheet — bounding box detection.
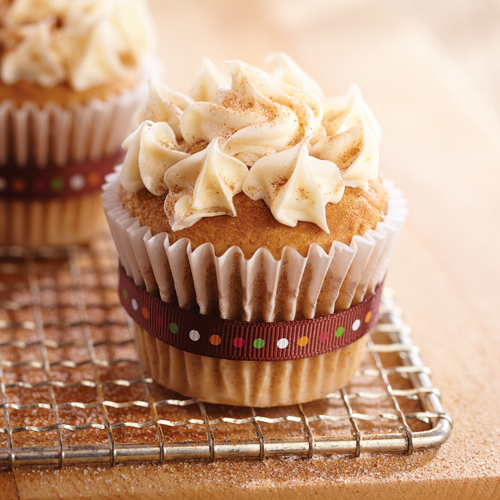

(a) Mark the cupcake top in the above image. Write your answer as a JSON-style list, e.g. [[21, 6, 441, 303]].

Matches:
[[121, 54, 383, 236], [0, 0, 155, 92]]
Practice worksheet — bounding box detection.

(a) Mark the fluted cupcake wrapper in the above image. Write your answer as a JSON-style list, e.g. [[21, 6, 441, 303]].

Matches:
[[103, 170, 407, 405], [0, 79, 147, 167], [102, 170, 408, 322], [102, 170, 407, 406]]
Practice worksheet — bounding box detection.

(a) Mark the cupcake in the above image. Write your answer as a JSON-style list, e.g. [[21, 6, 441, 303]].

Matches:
[[103, 53, 407, 407], [0, 0, 157, 247]]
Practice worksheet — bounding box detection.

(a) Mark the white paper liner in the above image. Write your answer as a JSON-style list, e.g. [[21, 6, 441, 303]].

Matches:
[[102, 170, 408, 322], [0, 57, 161, 167]]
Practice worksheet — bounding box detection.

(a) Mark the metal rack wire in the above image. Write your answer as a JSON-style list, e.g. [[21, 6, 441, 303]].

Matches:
[[0, 234, 452, 469]]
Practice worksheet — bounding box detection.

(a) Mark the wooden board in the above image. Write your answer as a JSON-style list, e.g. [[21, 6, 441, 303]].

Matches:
[[2, 0, 500, 498]]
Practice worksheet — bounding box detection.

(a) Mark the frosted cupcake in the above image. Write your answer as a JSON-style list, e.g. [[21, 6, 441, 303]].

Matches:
[[0, 0, 157, 247], [103, 53, 407, 407]]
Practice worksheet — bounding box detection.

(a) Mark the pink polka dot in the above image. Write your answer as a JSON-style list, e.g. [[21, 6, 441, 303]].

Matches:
[[319, 331, 329, 342], [233, 337, 245, 348], [34, 180, 45, 191], [156, 316, 163, 327]]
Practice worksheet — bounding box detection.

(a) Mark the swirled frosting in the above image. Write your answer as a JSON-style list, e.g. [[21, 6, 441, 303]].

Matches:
[[121, 120, 188, 195], [266, 52, 325, 99], [190, 57, 227, 102], [243, 137, 344, 233], [163, 138, 249, 231], [0, 0, 155, 91], [181, 60, 323, 166], [122, 54, 382, 232], [133, 79, 193, 138]]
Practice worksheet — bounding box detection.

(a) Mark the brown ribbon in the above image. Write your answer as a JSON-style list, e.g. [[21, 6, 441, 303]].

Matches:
[[119, 265, 383, 362], [0, 151, 124, 200]]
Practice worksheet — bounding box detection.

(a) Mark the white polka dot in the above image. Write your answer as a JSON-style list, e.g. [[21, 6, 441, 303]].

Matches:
[[352, 319, 361, 331], [189, 330, 200, 341], [131, 299, 138, 310], [69, 174, 86, 191], [277, 338, 289, 349], [0, 178, 6, 191]]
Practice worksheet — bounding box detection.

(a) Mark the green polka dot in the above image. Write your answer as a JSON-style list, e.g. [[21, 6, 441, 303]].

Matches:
[[122, 288, 128, 300], [169, 322, 179, 334], [335, 327, 345, 338], [50, 177, 63, 191], [253, 338, 265, 349]]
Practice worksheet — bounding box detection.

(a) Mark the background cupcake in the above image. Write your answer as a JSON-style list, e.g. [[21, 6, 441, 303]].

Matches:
[[103, 54, 408, 407], [0, 0, 157, 247]]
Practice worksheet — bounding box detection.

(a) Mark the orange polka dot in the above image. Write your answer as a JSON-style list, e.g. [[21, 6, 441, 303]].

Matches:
[[87, 172, 101, 186], [12, 179, 25, 192], [142, 307, 149, 319], [210, 335, 222, 346], [297, 336, 309, 347], [365, 311, 372, 323]]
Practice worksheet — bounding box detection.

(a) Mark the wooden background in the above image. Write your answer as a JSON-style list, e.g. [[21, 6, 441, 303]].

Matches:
[[2, 0, 500, 498]]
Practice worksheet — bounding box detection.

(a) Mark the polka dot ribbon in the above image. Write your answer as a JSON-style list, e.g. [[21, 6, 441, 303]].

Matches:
[[119, 266, 384, 362], [0, 151, 124, 200]]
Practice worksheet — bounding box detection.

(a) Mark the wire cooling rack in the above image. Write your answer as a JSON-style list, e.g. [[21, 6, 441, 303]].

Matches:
[[0, 234, 452, 469]]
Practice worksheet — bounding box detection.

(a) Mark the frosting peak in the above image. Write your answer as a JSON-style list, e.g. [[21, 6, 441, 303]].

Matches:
[[322, 83, 382, 141], [243, 137, 344, 233], [266, 51, 325, 99], [120, 120, 188, 195], [122, 54, 382, 232], [190, 57, 227, 102], [133, 79, 193, 138], [163, 138, 249, 231]]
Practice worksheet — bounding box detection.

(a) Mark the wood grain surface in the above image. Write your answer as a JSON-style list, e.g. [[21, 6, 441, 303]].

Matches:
[[2, 0, 500, 498]]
